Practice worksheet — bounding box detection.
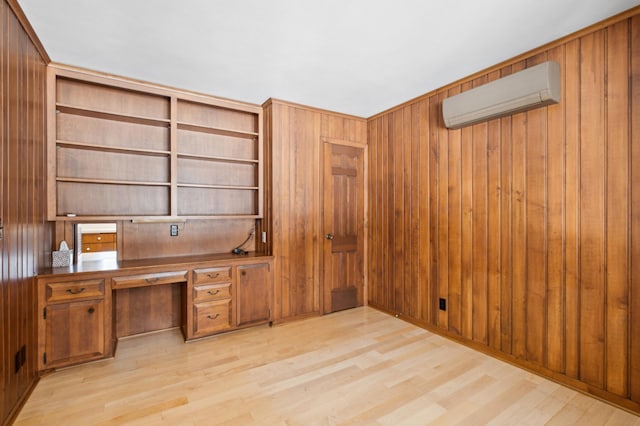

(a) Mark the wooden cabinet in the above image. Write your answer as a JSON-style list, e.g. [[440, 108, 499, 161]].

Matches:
[[81, 232, 116, 253], [190, 266, 233, 338], [47, 65, 262, 221], [237, 263, 272, 327], [39, 255, 273, 369], [38, 277, 111, 370]]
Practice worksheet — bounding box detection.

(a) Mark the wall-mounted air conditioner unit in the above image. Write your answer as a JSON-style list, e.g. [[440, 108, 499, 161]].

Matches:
[[442, 61, 560, 129]]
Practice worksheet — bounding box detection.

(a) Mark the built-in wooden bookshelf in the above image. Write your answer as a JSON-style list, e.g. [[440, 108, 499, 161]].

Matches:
[[47, 65, 263, 220]]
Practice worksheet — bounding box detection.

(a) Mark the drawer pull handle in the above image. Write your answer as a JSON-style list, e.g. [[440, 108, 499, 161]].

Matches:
[[88, 307, 95, 314], [66, 287, 86, 295], [97, 236, 102, 240], [207, 289, 220, 296], [207, 314, 220, 320], [207, 273, 220, 279], [145, 277, 160, 284]]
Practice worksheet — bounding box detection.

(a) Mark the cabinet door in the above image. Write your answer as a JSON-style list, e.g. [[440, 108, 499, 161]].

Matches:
[[44, 299, 105, 368], [237, 263, 272, 327]]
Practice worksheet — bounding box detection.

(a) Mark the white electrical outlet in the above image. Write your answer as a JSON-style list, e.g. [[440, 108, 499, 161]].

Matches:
[[262, 231, 267, 243]]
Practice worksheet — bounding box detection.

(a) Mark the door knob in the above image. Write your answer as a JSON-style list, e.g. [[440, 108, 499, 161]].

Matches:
[[325, 234, 334, 240]]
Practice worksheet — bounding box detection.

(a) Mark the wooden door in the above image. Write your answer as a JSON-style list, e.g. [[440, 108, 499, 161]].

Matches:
[[323, 143, 365, 313]]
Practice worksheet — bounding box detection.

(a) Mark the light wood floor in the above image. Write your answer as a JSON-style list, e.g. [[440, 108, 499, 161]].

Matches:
[[15, 307, 640, 425]]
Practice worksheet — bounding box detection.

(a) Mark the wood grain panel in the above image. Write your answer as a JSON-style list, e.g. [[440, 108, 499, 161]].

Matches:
[[447, 86, 462, 336], [367, 10, 640, 414], [578, 30, 606, 390], [545, 45, 565, 374], [525, 53, 548, 366], [437, 92, 449, 330], [1, 1, 51, 423], [459, 84, 473, 341], [564, 38, 581, 381], [630, 14, 640, 405], [471, 76, 488, 345], [605, 19, 630, 397], [417, 99, 430, 324], [264, 100, 366, 322], [486, 70, 501, 350]]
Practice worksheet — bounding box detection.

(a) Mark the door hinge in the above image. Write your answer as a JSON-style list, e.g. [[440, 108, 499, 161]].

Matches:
[[43, 352, 46, 365], [43, 307, 47, 319]]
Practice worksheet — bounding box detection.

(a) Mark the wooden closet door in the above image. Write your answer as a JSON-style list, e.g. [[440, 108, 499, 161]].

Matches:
[[322, 143, 365, 313]]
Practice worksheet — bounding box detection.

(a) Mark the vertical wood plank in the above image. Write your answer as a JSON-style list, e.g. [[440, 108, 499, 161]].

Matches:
[[448, 86, 462, 336], [460, 82, 474, 341], [472, 76, 488, 345], [629, 14, 640, 405], [486, 70, 502, 350], [410, 104, 421, 319], [402, 106, 412, 316], [579, 30, 606, 390], [418, 99, 430, 323], [428, 95, 439, 325], [525, 53, 548, 366], [511, 60, 528, 359], [392, 109, 404, 314], [499, 66, 513, 354], [546, 45, 567, 373], [605, 19, 630, 397], [384, 114, 394, 311], [437, 92, 449, 329], [564, 38, 581, 380], [368, 119, 378, 305]]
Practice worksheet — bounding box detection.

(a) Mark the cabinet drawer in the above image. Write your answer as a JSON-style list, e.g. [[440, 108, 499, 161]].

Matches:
[[82, 242, 116, 253], [193, 266, 232, 284], [82, 233, 116, 244], [112, 270, 188, 289], [46, 279, 105, 303], [193, 282, 232, 303], [193, 299, 232, 335]]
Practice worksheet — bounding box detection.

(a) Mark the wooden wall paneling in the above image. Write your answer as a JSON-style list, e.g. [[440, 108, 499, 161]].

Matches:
[[266, 100, 365, 322], [545, 45, 566, 373], [486, 70, 502, 350], [1, 1, 50, 422], [510, 61, 527, 360], [368, 119, 378, 306], [392, 109, 404, 314], [298, 108, 321, 315], [605, 19, 630, 397], [274, 103, 291, 319], [366, 6, 640, 414], [471, 76, 488, 345], [417, 99, 430, 323], [499, 66, 514, 355], [524, 53, 548, 366], [630, 14, 640, 405], [437, 93, 449, 330], [428, 96, 439, 325], [119, 219, 255, 260], [402, 106, 412, 317], [383, 114, 393, 311], [0, 3, 5, 419], [409, 104, 421, 319], [564, 38, 581, 381], [459, 84, 474, 341], [447, 87, 462, 336], [579, 29, 606, 390]]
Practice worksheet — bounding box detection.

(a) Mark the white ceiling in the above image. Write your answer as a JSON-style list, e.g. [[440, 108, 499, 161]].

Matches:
[[18, 0, 640, 117]]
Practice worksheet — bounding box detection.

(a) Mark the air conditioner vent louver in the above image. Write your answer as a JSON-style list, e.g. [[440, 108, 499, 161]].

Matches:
[[442, 61, 560, 129]]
